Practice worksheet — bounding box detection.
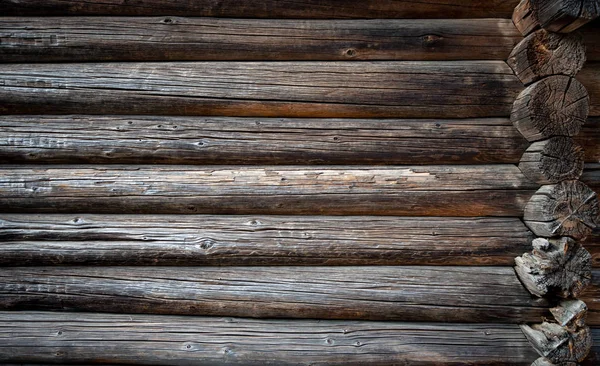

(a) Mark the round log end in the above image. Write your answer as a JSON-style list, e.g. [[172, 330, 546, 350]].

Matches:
[[522, 322, 592, 363], [513, 0, 541, 36], [508, 30, 586, 85], [512, 76, 589, 142], [519, 137, 584, 184], [532, 0, 600, 33], [524, 181, 599, 240]]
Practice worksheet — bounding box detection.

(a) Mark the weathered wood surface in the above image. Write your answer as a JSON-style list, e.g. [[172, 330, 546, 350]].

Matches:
[[507, 29, 586, 85], [513, 0, 600, 35], [578, 62, 600, 117], [523, 180, 599, 240], [582, 327, 600, 365], [580, 163, 600, 194], [581, 269, 600, 326], [0, 0, 521, 18], [0, 61, 521, 118], [0, 312, 539, 365], [511, 76, 589, 142], [582, 20, 600, 61], [0, 18, 522, 62], [577, 118, 600, 163], [0, 214, 533, 266], [0, 165, 538, 216], [0, 116, 530, 165], [518, 137, 584, 184], [0, 266, 550, 323]]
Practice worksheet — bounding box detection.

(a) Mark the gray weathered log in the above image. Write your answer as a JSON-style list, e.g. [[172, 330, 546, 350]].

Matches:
[[551, 300, 588, 329], [0, 61, 521, 118], [0, 116, 529, 165], [515, 237, 592, 298], [522, 322, 592, 363], [0, 0, 521, 18], [0, 165, 538, 216], [0, 214, 534, 266], [531, 357, 575, 366], [507, 29, 586, 85], [0, 311, 539, 365], [511, 76, 589, 142], [519, 137, 585, 184], [524, 181, 599, 239], [0, 18, 523, 62], [0, 266, 551, 323], [513, 0, 600, 35]]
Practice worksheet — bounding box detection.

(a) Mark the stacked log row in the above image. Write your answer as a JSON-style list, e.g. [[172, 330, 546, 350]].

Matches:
[[510, 2, 600, 364]]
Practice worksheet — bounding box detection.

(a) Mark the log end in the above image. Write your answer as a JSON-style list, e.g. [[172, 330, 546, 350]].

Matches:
[[519, 137, 585, 184], [514, 0, 541, 36], [507, 30, 586, 85]]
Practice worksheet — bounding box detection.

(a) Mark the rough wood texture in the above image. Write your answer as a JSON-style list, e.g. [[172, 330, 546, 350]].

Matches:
[[0, 165, 538, 216], [513, 0, 600, 35], [521, 322, 592, 363], [519, 137, 585, 184], [551, 300, 588, 329], [577, 118, 600, 163], [0, 266, 550, 323], [515, 237, 592, 298], [0, 214, 534, 266], [0, 0, 521, 18], [0, 312, 540, 365], [511, 76, 589, 142], [580, 269, 600, 327], [582, 327, 600, 365], [524, 181, 599, 240], [0, 61, 521, 118], [582, 20, 600, 61], [0, 116, 529, 165], [578, 63, 600, 116], [0, 18, 523, 62], [507, 29, 586, 85]]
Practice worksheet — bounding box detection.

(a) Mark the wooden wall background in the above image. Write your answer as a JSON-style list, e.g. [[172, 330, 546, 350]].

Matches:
[[0, 1, 599, 364]]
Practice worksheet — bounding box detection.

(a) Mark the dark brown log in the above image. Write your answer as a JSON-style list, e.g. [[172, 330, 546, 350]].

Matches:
[[524, 181, 599, 240], [515, 237, 592, 298], [582, 327, 600, 365], [511, 76, 589, 142], [578, 63, 600, 117], [581, 164, 600, 194], [577, 118, 600, 163], [0, 266, 551, 323], [0, 214, 534, 266], [0, 0, 520, 18], [507, 30, 586, 85], [521, 322, 592, 363], [582, 20, 600, 61], [0, 61, 521, 118], [0, 116, 529, 165], [513, 0, 600, 35], [0, 18, 523, 62], [0, 165, 538, 216], [0, 312, 540, 365], [514, 0, 541, 36], [519, 137, 585, 184]]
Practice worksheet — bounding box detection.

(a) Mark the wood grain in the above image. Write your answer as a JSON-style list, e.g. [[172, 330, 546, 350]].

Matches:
[[0, 165, 538, 216], [0, 18, 522, 62], [0, 61, 521, 118], [582, 269, 600, 327], [0, 214, 534, 266], [0, 311, 539, 365], [0, 116, 529, 165], [0, 266, 551, 323], [0, 0, 521, 19], [578, 62, 600, 117]]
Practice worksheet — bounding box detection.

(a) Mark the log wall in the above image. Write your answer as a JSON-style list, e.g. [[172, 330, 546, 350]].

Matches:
[[1, 1, 600, 365]]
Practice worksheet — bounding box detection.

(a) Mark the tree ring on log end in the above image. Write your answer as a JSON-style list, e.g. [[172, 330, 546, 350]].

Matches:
[[519, 136, 584, 184], [524, 180, 598, 240], [521, 321, 592, 363], [512, 76, 589, 142], [515, 237, 592, 298], [508, 30, 586, 86]]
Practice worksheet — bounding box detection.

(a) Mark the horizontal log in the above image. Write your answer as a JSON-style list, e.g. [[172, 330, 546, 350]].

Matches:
[[582, 269, 600, 326], [0, 0, 521, 18], [0, 18, 522, 62], [580, 163, 600, 194], [0, 61, 521, 118], [0, 312, 539, 365], [0, 214, 533, 266], [583, 328, 600, 365], [582, 20, 600, 61], [0, 266, 551, 323], [0, 116, 529, 165], [577, 117, 600, 163], [579, 62, 600, 117], [0, 165, 538, 216]]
